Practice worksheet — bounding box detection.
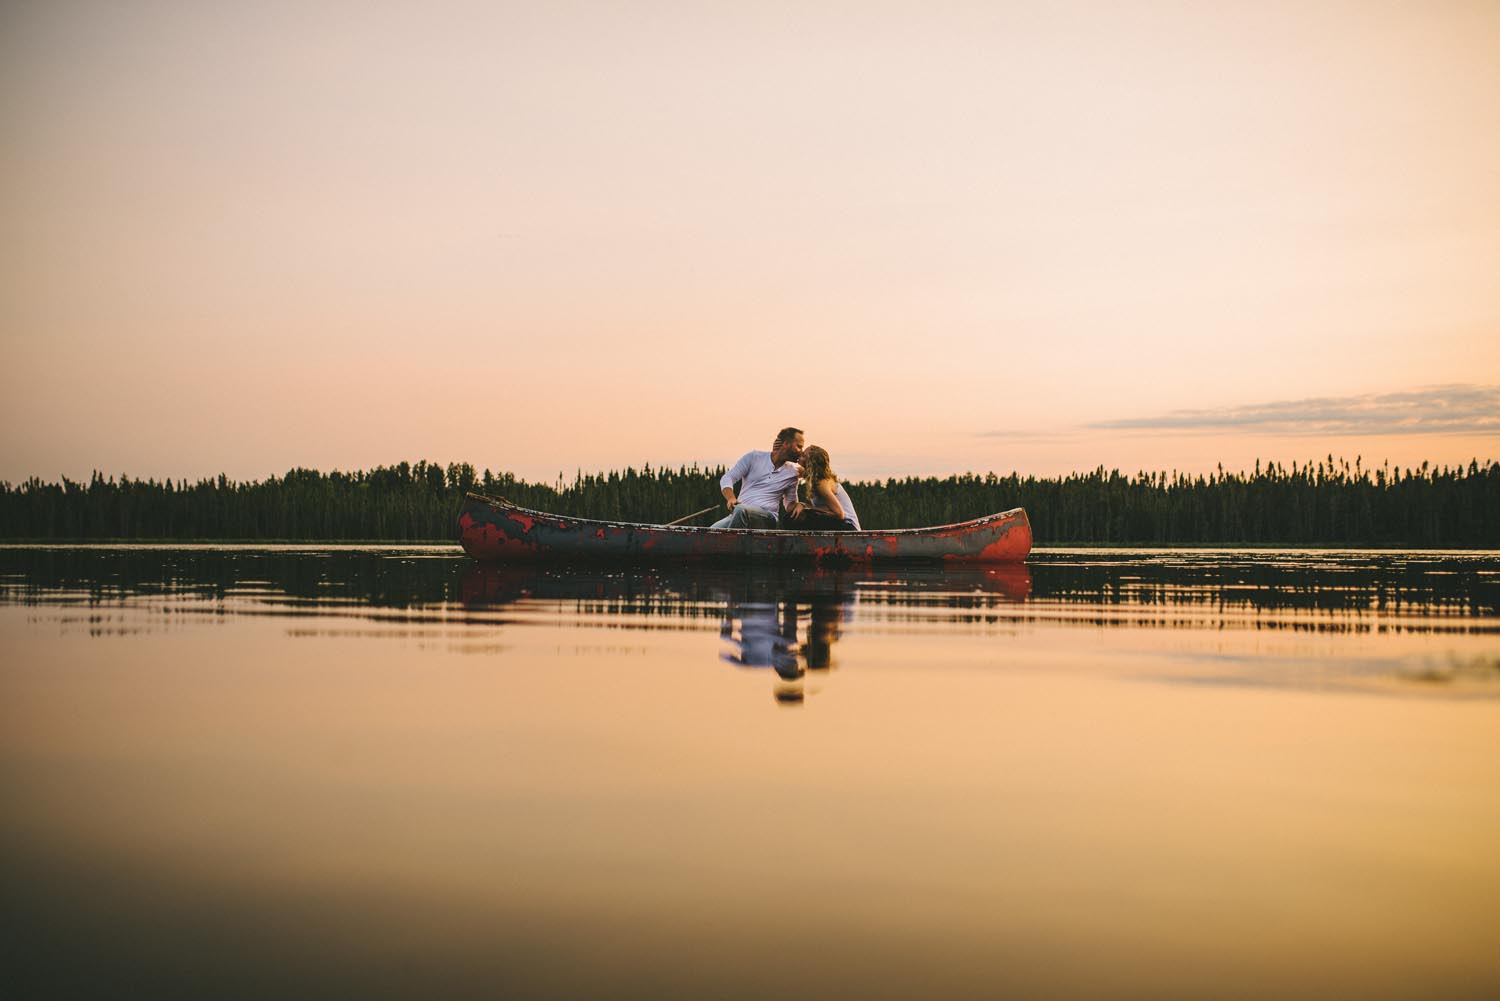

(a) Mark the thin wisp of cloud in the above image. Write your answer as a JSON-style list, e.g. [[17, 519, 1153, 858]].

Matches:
[[1083, 385, 1500, 437]]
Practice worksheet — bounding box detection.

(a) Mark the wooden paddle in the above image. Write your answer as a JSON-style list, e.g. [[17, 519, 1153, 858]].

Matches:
[[664, 505, 720, 527]]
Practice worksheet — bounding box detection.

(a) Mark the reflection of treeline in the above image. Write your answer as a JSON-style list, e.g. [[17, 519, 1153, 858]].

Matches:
[[2, 456, 1497, 545], [6, 549, 1495, 618]]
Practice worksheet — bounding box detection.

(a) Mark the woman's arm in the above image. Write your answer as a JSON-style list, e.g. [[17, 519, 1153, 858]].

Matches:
[[812, 479, 844, 519]]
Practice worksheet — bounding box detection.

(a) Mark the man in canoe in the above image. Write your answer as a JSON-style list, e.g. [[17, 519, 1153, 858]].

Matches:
[[710, 426, 805, 529]]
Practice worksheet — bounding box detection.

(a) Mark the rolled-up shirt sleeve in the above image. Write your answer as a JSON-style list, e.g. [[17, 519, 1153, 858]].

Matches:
[[720, 452, 754, 491]]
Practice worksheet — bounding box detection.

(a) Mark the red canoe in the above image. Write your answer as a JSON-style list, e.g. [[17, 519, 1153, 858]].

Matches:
[[458, 493, 1031, 564]]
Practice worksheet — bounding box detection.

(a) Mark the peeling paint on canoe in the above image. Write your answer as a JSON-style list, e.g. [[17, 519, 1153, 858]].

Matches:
[[457, 493, 1031, 564], [459, 511, 542, 558]]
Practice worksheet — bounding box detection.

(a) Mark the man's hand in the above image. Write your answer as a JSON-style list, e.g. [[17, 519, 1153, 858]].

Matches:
[[786, 502, 806, 520], [723, 491, 739, 511]]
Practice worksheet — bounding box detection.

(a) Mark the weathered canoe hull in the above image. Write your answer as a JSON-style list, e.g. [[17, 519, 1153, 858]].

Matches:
[[458, 494, 1032, 564]]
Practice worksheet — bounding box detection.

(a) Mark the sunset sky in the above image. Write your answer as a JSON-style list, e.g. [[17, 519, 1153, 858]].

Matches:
[[2, 0, 1497, 485]]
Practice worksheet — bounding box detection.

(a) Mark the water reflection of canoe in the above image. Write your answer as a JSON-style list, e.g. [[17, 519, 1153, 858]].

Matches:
[[458, 562, 1033, 606], [458, 493, 1032, 564]]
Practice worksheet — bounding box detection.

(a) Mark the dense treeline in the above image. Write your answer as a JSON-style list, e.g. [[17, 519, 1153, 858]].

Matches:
[[859, 457, 1499, 547], [1, 456, 1497, 546]]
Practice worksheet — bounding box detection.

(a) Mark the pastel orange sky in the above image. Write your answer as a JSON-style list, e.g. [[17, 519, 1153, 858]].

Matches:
[[2, 0, 1497, 485]]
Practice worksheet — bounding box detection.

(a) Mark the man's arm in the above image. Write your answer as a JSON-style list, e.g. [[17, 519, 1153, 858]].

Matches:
[[780, 468, 804, 518], [719, 452, 754, 510]]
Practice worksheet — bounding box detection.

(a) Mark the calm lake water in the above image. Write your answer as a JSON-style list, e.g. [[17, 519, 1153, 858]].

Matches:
[[3, 545, 1499, 999]]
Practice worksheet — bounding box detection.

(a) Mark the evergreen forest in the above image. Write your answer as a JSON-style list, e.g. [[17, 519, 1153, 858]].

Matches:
[[2, 457, 1497, 547]]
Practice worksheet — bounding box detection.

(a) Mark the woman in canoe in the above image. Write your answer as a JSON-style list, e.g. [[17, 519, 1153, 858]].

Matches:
[[788, 446, 861, 531]]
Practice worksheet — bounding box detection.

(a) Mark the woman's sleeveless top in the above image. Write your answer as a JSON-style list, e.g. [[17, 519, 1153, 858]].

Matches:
[[811, 480, 860, 530]]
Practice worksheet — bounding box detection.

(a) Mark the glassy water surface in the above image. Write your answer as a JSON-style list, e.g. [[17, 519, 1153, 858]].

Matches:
[[3, 546, 1498, 999]]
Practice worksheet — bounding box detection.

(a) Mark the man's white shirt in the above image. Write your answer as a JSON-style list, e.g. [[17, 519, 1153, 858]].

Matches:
[[720, 451, 801, 521]]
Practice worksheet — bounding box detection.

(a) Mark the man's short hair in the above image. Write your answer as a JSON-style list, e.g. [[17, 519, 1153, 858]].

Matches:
[[774, 426, 803, 446]]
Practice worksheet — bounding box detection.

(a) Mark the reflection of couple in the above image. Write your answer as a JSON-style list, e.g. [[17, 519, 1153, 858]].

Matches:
[[719, 602, 801, 680], [720, 592, 852, 704], [710, 426, 862, 532]]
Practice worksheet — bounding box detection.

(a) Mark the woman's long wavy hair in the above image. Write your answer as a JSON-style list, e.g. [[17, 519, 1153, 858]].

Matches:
[[800, 446, 837, 498]]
